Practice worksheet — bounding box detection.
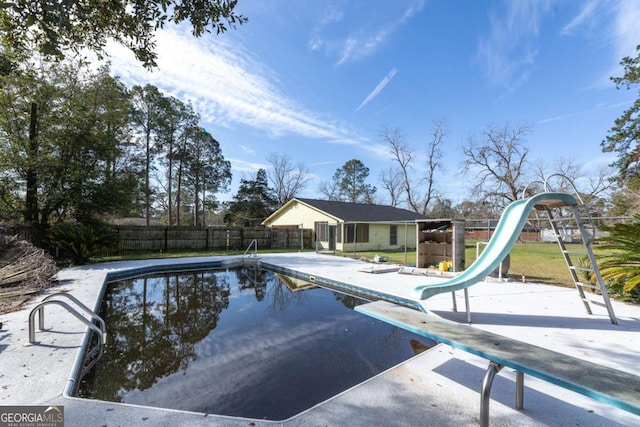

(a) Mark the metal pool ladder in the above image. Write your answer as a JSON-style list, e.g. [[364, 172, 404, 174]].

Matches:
[[243, 239, 258, 261], [29, 292, 107, 378]]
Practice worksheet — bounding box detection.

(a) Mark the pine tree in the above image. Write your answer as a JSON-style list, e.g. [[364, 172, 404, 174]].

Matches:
[[224, 169, 277, 226]]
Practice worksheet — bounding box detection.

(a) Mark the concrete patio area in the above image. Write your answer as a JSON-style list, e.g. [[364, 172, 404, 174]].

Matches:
[[0, 252, 638, 426]]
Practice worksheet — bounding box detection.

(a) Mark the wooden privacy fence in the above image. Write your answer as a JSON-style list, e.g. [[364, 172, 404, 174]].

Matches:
[[113, 226, 312, 253]]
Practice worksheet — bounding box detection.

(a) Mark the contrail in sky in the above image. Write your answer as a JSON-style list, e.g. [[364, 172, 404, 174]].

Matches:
[[355, 68, 398, 112]]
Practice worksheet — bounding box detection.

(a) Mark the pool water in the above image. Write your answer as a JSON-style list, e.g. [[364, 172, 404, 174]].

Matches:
[[78, 266, 433, 420]]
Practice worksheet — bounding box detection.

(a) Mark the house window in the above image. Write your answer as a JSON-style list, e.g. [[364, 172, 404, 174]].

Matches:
[[315, 222, 328, 241], [336, 224, 342, 243], [345, 223, 369, 243], [390, 225, 398, 245]]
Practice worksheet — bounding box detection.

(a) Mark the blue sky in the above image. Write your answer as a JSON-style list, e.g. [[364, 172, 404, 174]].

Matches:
[[103, 0, 640, 206]]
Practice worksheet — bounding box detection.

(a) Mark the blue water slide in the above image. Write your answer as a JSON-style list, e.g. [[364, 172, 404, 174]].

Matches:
[[414, 192, 578, 300]]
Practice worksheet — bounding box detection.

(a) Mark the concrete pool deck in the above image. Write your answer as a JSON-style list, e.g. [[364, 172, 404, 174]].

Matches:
[[0, 252, 639, 426]]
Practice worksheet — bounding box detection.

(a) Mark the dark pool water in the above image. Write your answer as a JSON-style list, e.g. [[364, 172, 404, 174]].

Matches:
[[78, 266, 433, 420]]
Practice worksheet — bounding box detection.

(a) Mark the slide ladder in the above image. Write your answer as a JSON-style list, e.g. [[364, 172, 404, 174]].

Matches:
[[538, 177, 617, 324]]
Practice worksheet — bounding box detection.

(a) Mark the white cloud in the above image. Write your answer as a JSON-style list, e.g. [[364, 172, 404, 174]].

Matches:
[[560, 0, 599, 36], [355, 68, 398, 112], [105, 26, 361, 144], [240, 145, 256, 156], [333, 0, 425, 65], [477, 0, 552, 90], [557, 0, 640, 88], [611, 0, 640, 62], [537, 100, 634, 124], [309, 4, 344, 51], [309, 160, 338, 167], [229, 158, 268, 174], [360, 141, 393, 159], [336, 37, 358, 65], [562, 0, 640, 62], [581, 154, 617, 170]]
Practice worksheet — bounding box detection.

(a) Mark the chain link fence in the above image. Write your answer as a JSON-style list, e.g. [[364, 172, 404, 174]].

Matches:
[[465, 216, 630, 287]]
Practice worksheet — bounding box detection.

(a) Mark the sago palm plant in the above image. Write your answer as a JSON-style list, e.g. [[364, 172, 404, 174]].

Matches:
[[47, 223, 119, 265], [596, 213, 640, 300]]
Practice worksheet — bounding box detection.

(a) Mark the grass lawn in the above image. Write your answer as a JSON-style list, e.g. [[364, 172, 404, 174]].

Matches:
[[485, 241, 584, 287], [337, 241, 603, 287]]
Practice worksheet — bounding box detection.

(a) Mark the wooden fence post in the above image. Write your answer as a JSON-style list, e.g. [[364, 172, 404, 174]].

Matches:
[[163, 227, 168, 252]]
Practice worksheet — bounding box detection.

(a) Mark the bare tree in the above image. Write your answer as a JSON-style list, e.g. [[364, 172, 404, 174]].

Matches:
[[266, 153, 310, 206], [318, 180, 341, 201], [420, 119, 446, 214], [379, 119, 446, 214], [528, 157, 577, 197], [379, 167, 403, 207], [380, 126, 416, 209], [534, 158, 617, 203], [461, 123, 532, 207], [582, 166, 617, 199]]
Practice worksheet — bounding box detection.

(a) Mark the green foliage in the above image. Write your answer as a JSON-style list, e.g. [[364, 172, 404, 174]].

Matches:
[[0, 56, 231, 228], [0, 61, 141, 225], [609, 176, 640, 216], [0, 0, 247, 69], [224, 169, 277, 226], [577, 256, 594, 284], [602, 45, 640, 184], [129, 86, 231, 226], [596, 214, 640, 299], [180, 126, 231, 226], [47, 223, 120, 265], [130, 84, 175, 225], [333, 159, 377, 203]]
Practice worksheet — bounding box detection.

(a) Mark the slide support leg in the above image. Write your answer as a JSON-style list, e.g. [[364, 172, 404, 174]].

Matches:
[[464, 288, 471, 324]]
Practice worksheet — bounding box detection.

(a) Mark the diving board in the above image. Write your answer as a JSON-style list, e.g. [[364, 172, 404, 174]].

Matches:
[[356, 300, 640, 426]]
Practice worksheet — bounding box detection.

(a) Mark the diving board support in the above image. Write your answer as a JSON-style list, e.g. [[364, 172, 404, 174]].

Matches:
[[481, 362, 503, 427], [515, 371, 524, 409], [480, 362, 525, 426]]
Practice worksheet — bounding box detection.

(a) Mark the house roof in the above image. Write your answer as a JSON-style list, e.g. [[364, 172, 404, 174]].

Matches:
[[295, 198, 430, 222]]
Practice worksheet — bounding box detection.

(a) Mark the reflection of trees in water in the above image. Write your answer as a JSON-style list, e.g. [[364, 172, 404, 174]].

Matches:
[[234, 268, 308, 312], [79, 271, 230, 401], [266, 274, 307, 313], [235, 266, 267, 301], [332, 291, 365, 310]]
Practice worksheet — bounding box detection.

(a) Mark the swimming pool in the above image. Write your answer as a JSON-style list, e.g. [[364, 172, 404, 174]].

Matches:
[[77, 265, 433, 420]]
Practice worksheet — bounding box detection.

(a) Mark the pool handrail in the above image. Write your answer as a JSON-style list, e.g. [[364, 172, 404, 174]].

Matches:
[[243, 239, 258, 260]]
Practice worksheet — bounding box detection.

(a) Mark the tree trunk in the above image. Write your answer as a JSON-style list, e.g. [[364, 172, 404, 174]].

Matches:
[[167, 139, 173, 226], [25, 102, 39, 223]]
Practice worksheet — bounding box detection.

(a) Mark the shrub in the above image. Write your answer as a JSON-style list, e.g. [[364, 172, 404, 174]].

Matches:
[[47, 223, 119, 265], [596, 214, 640, 302]]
